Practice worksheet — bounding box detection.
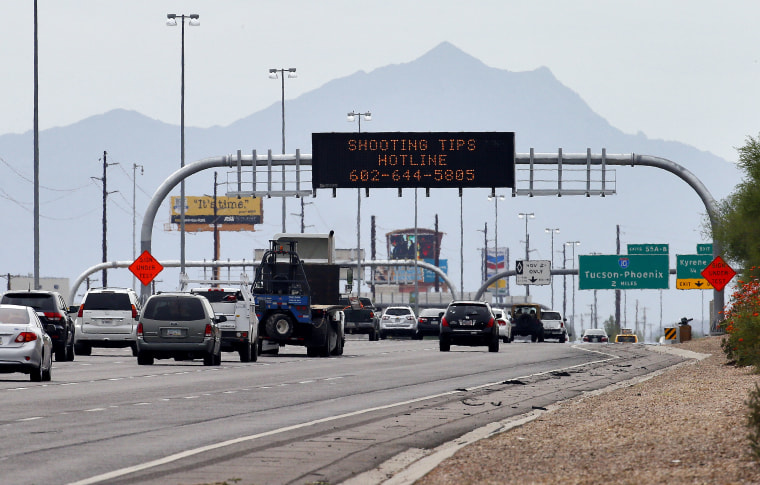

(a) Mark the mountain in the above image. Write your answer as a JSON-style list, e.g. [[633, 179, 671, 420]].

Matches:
[[0, 41, 741, 332]]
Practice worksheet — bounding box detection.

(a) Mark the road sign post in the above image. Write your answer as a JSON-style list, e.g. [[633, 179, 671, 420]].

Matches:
[[515, 260, 551, 286]]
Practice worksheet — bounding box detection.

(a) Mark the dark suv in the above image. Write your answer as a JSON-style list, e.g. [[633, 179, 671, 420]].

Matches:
[[439, 301, 499, 352], [0, 290, 75, 361]]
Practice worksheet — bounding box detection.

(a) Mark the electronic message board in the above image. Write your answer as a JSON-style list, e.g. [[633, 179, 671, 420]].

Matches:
[[311, 132, 515, 189]]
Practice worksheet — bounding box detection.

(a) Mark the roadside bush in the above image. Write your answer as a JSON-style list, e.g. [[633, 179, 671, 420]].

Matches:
[[747, 383, 760, 461], [719, 273, 760, 370]]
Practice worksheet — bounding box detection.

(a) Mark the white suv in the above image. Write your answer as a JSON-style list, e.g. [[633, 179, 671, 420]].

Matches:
[[540, 310, 568, 343], [74, 288, 141, 355], [379, 306, 419, 339]]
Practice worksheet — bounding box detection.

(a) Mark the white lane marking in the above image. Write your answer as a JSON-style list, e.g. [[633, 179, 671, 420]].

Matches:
[[18, 416, 43, 422]]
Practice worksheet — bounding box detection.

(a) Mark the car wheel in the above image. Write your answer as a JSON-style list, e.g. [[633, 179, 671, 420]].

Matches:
[[369, 329, 378, 341], [213, 350, 222, 366], [30, 362, 43, 382], [439, 337, 451, 352], [54, 345, 67, 362], [137, 351, 154, 365], [239, 339, 253, 362], [489, 334, 500, 353], [306, 346, 319, 357], [42, 359, 52, 382], [131, 344, 139, 356], [559, 334, 566, 343], [250, 340, 259, 363], [265, 312, 295, 339], [538, 331, 545, 343], [75, 342, 92, 356], [65, 332, 75, 361]]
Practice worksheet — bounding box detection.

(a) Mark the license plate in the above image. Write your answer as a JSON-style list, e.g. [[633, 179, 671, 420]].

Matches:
[[166, 328, 183, 337], [99, 319, 113, 325], [459, 320, 476, 326]]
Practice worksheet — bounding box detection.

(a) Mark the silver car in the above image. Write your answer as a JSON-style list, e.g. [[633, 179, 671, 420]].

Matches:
[[0, 304, 53, 381], [136, 293, 223, 366], [74, 287, 141, 356], [379, 305, 418, 339]]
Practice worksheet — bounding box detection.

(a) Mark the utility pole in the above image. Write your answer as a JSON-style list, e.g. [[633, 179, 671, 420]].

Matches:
[[91, 151, 118, 287], [213, 171, 220, 281], [434, 214, 440, 292]]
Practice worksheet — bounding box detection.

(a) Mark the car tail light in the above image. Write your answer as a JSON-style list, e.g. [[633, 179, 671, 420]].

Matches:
[[601, 336, 608, 342], [77, 304, 84, 318], [131, 304, 138, 319], [136, 322, 143, 337], [582, 336, 589, 342], [43, 312, 64, 322], [419, 317, 428, 324], [15, 332, 38, 343], [441, 317, 449, 327], [205, 324, 213, 337], [486, 317, 494, 328]]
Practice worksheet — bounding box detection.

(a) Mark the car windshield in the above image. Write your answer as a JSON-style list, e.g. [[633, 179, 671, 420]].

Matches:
[[385, 308, 411, 316], [617, 335, 636, 342], [0, 308, 30, 324], [1, 294, 56, 312], [446, 305, 490, 319], [420, 309, 443, 317], [143, 297, 205, 321], [83, 293, 131, 310], [543, 311, 561, 320], [585, 329, 606, 336]]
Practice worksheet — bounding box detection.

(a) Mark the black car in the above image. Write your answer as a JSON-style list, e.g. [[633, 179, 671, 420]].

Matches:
[[439, 301, 499, 352], [417, 308, 445, 337], [0, 290, 75, 361]]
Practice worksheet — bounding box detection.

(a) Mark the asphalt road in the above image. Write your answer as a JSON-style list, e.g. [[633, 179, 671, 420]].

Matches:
[[0, 337, 685, 485]]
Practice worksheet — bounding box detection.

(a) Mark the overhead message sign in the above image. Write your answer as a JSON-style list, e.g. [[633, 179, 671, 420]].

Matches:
[[579, 254, 669, 290], [171, 196, 262, 232], [311, 132, 515, 189], [676, 254, 713, 290]]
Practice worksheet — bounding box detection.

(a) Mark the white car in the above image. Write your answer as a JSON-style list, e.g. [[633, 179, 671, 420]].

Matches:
[[0, 304, 53, 382], [581, 328, 609, 343], [540, 310, 568, 343], [492, 308, 512, 343], [74, 287, 141, 356], [379, 306, 419, 339]]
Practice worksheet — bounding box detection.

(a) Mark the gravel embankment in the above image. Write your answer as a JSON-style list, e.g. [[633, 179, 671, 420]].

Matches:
[[416, 336, 760, 484]]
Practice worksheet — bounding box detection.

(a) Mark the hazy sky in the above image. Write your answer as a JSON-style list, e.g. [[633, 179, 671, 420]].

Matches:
[[1, 0, 758, 162]]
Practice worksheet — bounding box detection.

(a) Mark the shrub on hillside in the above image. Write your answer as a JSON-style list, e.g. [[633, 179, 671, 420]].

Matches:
[[719, 275, 760, 370]]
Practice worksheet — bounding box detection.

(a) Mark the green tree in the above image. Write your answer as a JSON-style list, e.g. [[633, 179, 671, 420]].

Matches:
[[711, 134, 760, 274]]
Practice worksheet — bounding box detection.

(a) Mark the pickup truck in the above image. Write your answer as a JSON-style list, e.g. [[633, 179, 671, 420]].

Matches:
[[181, 274, 276, 362], [340, 296, 380, 341]]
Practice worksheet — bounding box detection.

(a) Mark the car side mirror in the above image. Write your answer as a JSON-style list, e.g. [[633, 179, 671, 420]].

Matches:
[[216, 315, 227, 323], [68, 305, 78, 314]]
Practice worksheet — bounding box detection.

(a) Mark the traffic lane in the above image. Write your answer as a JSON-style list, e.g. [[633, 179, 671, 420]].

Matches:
[[98, 344, 688, 485], [1, 342, 627, 484]]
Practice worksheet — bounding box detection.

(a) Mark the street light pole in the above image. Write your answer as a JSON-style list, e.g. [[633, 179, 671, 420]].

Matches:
[[348, 111, 371, 296], [167, 13, 199, 276], [545, 227, 560, 308], [566, 240, 581, 331], [269, 67, 297, 233], [518, 212, 535, 297]]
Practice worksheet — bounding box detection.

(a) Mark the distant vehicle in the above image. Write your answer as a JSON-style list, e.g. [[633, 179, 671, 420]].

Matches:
[[74, 287, 141, 356], [615, 333, 639, 343], [510, 303, 544, 342], [540, 310, 568, 343], [379, 306, 419, 339], [417, 308, 446, 337], [136, 292, 223, 366], [492, 308, 512, 343], [582, 328, 609, 343], [341, 296, 381, 341], [0, 290, 75, 361], [439, 300, 499, 352], [0, 304, 53, 382]]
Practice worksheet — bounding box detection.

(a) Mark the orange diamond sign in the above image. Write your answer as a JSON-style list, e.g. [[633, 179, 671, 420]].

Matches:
[[129, 251, 164, 286], [700, 255, 736, 292]]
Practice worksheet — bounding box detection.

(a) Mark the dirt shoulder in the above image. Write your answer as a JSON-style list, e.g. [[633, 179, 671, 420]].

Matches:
[[415, 336, 760, 484]]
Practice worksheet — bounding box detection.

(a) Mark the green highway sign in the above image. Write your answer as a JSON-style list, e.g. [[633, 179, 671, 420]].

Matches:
[[676, 254, 713, 290], [697, 244, 713, 255], [579, 254, 669, 290], [627, 243, 669, 255]]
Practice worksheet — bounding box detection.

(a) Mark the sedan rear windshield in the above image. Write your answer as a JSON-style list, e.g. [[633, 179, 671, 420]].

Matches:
[[385, 308, 412, 316], [1, 294, 56, 312], [0, 308, 30, 324], [143, 298, 205, 321], [542, 311, 561, 320], [83, 293, 131, 310]]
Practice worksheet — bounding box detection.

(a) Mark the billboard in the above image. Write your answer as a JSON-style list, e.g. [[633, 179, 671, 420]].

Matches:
[[374, 228, 447, 288], [170, 196, 262, 232], [485, 247, 508, 293]]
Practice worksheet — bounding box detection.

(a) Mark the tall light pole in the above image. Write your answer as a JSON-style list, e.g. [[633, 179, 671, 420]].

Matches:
[[488, 194, 505, 301], [33, 0, 40, 289], [566, 240, 581, 331], [166, 13, 199, 276], [269, 67, 297, 233], [518, 212, 535, 297], [132, 163, 144, 290], [348, 111, 371, 296], [545, 227, 560, 308]]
